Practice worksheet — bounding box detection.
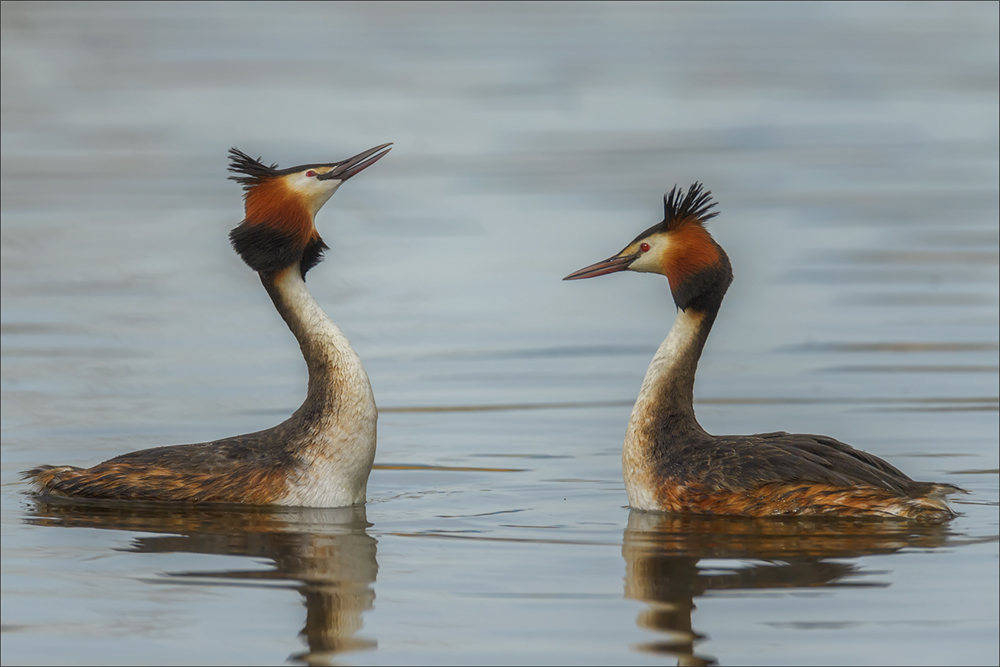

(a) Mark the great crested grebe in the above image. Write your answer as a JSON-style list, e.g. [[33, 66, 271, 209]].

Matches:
[[24, 144, 391, 507], [565, 183, 962, 521]]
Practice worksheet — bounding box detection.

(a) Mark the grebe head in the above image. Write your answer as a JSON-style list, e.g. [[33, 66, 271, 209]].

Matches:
[[563, 182, 732, 312], [227, 143, 392, 277]]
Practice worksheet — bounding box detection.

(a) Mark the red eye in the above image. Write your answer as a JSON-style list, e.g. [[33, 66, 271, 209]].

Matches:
[[640, 242, 651, 252], [305, 170, 317, 177]]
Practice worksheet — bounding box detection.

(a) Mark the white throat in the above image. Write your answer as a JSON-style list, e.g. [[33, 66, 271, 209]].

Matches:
[[268, 267, 378, 507], [622, 308, 705, 510]]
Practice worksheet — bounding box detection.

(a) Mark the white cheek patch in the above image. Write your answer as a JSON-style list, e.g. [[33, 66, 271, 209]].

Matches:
[[310, 183, 340, 215], [628, 237, 671, 274], [288, 174, 342, 216]]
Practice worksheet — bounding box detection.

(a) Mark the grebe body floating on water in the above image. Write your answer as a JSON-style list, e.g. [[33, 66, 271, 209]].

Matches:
[[565, 184, 962, 521], [24, 144, 391, 507]]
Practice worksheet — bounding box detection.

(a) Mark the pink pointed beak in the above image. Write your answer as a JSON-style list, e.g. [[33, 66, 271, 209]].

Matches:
[[318, 143, 393, 181], [563, 252, 639, 280]]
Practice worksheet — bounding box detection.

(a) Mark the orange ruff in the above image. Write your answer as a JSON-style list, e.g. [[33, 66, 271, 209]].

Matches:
[[656, 480, 953, 521], [662, 223, 721, 288], [243, 177, 316, 247], [24, 462, 290, 505]]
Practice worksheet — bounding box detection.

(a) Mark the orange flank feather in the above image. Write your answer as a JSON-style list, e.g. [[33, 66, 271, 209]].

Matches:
[[25, 462, 291, 505], [656, 480, 953, 521], [662, 221, 721, 288], [243, 177, 317, 248]]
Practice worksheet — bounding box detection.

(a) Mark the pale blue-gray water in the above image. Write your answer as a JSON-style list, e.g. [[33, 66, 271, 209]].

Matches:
[[2, 2, 998, 665]]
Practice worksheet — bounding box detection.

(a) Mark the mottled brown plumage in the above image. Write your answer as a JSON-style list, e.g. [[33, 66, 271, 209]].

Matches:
[[654, 478, 954, 520], [24, 428, 299, 504]]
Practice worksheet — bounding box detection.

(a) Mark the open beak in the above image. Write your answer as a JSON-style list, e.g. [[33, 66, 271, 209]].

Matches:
[[318, 143, 393, 181], [563, 252, 639, 280]]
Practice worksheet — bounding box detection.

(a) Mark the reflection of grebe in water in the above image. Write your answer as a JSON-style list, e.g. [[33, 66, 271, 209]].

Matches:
[[27, 499, 377, 664], [24, 145, 391, 507], [622, 510, 951, 665], [565, 184, 963, 521]]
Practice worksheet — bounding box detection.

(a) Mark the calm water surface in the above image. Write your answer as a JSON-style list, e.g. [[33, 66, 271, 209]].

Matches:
[[2, 3, 998, 665]]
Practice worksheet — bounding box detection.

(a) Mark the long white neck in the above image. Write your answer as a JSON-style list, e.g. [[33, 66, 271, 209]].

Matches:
[[622, 308, 712, 510], [261, 266, 378, 507]]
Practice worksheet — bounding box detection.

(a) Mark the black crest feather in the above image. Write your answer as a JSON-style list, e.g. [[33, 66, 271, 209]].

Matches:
[[227, 148, 280, 191], [628, 182, 720, 246], [663, 182, 719, 231]]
